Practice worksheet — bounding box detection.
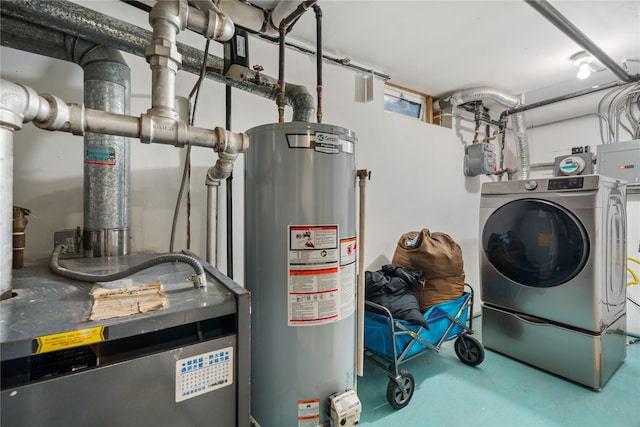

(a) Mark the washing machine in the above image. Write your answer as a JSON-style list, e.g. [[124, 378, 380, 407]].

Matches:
[[479, 174, 627, 390]]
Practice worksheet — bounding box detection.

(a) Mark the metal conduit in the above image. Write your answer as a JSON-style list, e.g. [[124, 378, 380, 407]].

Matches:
[[0, 0, 315, 122], [525, 0, 637, 83]]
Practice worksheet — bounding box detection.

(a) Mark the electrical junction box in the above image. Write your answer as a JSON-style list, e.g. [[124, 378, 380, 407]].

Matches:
[[223, 28, 250, 81], [553, 152, 595, 176], [464, 142, 496, 176], [597, 140, 640, 190], [329, 389, 361, 427]]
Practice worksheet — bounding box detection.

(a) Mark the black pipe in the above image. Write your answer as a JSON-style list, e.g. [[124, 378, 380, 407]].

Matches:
[[313, 4, 323, 123], [503, 81, 623, 116], [277, 22, 287, 122], [226, 84, 233, 279], [525, 0, 636, 83]]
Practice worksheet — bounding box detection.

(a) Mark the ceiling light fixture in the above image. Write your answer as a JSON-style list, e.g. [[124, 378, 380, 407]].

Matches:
[[570, 50, 605, 80]]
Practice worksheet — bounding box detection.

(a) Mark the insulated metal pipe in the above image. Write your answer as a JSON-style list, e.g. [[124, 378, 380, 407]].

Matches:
[[0, 80, 48, 300], [0, 128, 13, 300], [205, 174, 219, 267], [0, 1, 314, 121], [525, 0, 636, 83]]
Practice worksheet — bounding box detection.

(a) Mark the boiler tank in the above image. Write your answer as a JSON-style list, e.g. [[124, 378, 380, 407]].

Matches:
[[245, 122, 357, 426]]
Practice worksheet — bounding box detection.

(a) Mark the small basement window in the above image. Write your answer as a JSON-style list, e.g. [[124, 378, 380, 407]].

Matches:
[[384, 83, 432, 122]]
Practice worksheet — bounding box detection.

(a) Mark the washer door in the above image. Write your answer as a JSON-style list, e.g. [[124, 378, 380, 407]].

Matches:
[[482, 199, 589, 288]]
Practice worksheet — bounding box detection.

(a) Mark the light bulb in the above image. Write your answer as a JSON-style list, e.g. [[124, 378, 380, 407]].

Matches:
[[577, 63, 591, 79]]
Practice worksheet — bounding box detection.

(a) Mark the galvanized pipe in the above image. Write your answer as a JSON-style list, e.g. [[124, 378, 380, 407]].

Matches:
[[75, 40, 131, 257], [205, 174, 220, 267], [1, 15, 132, 258], [525, 0, 636, 84], [0, 0, 315, 122]]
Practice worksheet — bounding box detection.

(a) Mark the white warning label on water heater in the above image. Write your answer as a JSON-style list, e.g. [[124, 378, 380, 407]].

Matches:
[[288, 225, 340, 326]]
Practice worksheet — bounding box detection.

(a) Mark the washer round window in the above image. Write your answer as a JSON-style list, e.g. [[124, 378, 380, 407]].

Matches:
[[482, 199, 589, 287]]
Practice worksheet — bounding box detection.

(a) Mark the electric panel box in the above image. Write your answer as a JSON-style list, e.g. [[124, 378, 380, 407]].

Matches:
[[597, 140, 640, 190]]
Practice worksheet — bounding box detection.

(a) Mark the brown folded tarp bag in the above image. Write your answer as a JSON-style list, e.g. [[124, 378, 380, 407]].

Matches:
[[392, 229, 465, 312]]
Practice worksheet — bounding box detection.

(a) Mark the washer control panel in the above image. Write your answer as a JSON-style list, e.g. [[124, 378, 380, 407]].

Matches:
[[548, 177, 584, 190]]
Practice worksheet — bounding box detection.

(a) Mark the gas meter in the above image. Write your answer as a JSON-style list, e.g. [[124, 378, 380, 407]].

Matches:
[[464, 142, 497, 176]]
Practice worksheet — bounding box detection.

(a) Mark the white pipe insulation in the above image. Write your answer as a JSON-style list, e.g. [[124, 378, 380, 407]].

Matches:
[[217, 0, 310, 37], [436, 86, 531, 180]]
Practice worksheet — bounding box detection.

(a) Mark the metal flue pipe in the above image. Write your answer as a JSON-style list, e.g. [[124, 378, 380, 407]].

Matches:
[[1, 17, 132, 258], [525, 0, 637, 83]]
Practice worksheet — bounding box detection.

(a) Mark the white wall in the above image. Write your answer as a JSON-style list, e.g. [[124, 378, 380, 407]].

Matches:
[[1, 1, 638, 332]]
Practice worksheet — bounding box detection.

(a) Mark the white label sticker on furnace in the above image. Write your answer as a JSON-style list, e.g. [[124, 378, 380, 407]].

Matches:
[[175, 347, 234, 402]]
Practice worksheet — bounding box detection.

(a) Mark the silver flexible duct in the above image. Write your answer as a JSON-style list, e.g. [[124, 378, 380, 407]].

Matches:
[[0, 0, 315, 122], [437, 86, 530, 180]]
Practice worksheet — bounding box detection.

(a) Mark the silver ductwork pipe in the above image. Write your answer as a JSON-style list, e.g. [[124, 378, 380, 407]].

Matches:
[[2, 17, 132, 258], [0, 1, 314, 121], [74, 40, 131, 257], [437, 86, 531, 180]]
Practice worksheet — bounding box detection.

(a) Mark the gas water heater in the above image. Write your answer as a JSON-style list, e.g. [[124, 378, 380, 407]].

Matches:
[[245, 122, 358, 426]]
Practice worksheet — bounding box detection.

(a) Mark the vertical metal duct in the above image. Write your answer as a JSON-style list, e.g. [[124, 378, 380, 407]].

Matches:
[[70, 39, 131, 257], [1, 18, 132, 257]]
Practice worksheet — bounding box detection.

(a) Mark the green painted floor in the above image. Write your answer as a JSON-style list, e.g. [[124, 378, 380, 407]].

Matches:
[[356, 317, 640, 427]]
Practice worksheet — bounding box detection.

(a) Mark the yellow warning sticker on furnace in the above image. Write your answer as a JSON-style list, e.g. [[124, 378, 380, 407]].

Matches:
[[33, 327, 107, 354]]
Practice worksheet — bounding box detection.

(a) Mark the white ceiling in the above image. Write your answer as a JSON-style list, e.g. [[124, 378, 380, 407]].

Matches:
[[282, 0, 640, 103]]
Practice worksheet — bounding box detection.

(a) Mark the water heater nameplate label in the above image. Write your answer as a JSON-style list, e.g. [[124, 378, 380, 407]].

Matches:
[[175, 347, 234, 402], [289, 225, 341, 326], [315, 133, 340, 154], [285, 133, 355, 154]]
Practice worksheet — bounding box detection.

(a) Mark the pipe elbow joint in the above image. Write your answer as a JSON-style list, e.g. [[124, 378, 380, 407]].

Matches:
[[0, 80, 43, 130], [149, 0, 188, 32], [203, 8, 235, 41]]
